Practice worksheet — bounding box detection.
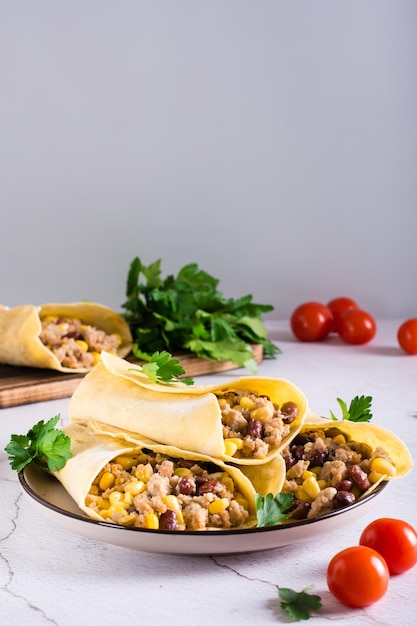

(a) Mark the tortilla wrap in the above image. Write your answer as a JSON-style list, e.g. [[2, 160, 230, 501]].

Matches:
[[68, 351, 309, 465], [0, 302, 132, 373], [301, 411, 413, 478], [53, 421, 266, 529]]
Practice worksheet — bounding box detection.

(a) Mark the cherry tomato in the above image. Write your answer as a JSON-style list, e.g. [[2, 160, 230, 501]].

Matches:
[[327, 297, 359, 333], [338, 309, 376, 345], [327, 545, 389, 607], [360, 518, 417, 575], [290, 302, 333, 342], [397, 319, 417, 355]]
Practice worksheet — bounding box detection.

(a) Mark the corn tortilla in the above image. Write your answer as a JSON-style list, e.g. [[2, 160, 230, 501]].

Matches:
[[0, 302, 132, 373], [68, 351, 308, 464]]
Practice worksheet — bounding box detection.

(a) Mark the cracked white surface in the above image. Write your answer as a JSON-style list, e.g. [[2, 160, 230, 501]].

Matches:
[[0, 320, 416, 626]]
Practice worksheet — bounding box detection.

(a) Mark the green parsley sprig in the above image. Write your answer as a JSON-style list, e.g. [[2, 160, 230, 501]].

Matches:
[[330, 395, 373, 422], [130, 349, 194, 386], [255, 492, 294, 527], [5, 415, 73, 472], [121, 257, 280, 373], [278, 585, 322, 621]]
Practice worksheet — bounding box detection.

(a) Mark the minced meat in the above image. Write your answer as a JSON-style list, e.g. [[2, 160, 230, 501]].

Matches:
[[40, 316, 121, 368], [85, 452, 250, 531]]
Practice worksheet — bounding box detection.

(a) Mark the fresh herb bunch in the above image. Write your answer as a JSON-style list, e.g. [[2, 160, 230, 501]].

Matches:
[[121, 257, 280, 372], [5, 415, 73, 472]]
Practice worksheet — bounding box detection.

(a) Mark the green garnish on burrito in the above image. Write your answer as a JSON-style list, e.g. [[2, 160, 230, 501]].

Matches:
[[0, 302, 132, 373], [68, 351, 309, 465]]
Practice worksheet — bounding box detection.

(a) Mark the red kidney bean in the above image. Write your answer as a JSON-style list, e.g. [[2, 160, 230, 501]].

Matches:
[[159, 509, 178, 530], [349, 464, 371, 492], [247, 419, 263, 439], [178, 476, 196, 496], [334, 490, 356, 508], [197, 479, 221, 495], [63, 331, 83, 340], [280, 401, 299, 424], [335, 479, 353, 491], [290, 502, 311, 520], [306, 448, 328, 466]]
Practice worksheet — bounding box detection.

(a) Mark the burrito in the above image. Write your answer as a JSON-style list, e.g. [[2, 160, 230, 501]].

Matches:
[[0, 302, 132, 373], [52, 421, 281, 530], [279, 412, 414, 522], [69, 351, 309, 465]]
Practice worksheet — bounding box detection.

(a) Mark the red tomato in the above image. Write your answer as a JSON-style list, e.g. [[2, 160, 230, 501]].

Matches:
[[338, 309, 376, 345], [290, 302, 333, 342], [327, 546, 389, 607], [397, 319, 417, 355], [360, 518, 417, 575], [327, 297, 359, 333]]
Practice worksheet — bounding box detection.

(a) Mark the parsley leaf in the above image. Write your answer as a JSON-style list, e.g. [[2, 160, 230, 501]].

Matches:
[[121, 257, 280, 371], [4, 415, 73, 472], [330, 395, 373, 422], [130, 349, 194, 385], [278, 585, 322, 621], [255, 492, 294, 527]]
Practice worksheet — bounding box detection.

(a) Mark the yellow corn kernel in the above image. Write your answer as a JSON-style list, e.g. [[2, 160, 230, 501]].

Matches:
[[108, 502, 128, 515], [302, 476, 321, 500], [117, 513, 137, 527], [240, 396, 255, 410], [99, 509, 110, 519], [294, 486, 313, 503], [317, 479, 327, 490], [109, 491, 124, 505], [224, 437, 243, 457], [286, 466, 302, 480], [114, 455, 137, 470], [174, 467, 193, 477], [57, 322, 70, 332], [162, 495, 184, 524], [42, 315, 57, 323], [135, 463, 154, 482], [221, 474, 235, 492], [144, 512, 159, 529], [90, 351, 101, 365], [250, 405, 274, 423], [75, 339, 89, 352], [99, 471, 115, 491], [123, 491, 133, 505], [332, 434, 346, 445], [301, 470, 316, 481], [368, 470, 383, 484], [96, 497, 110, 510], [351, 485, 361, 499], [124, 480, 146, 496], [370, 457, 396, 477], [310, 466, 321, 477], [208, 498, 229, 514]]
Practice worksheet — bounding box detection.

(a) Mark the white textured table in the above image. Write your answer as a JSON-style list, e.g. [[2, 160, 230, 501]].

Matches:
[[1, 319, 416, 626]]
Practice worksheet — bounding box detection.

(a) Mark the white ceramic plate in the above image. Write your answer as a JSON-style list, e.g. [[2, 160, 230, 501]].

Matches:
[[19, 463, 388, 556]]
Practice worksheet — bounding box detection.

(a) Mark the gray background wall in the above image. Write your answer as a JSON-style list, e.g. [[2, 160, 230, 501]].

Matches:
[[1, 1, 416, 320]]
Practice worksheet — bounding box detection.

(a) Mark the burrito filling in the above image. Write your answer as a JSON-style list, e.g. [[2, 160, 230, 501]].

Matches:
[[280, 426, 396, 521], [86, 451, 250, 530], [217, 389, 299, 459], [40, 316, 122, 369]]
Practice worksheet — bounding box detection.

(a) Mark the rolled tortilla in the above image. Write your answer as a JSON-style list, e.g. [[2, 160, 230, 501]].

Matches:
[[300, 411, 413, 478], [0, 302, 132, 373], [53, 421, 265, 530], [68, 350, 308, 465]]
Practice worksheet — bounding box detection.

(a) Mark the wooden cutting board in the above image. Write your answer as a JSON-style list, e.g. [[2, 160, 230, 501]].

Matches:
[[0, 345, 263, 409]]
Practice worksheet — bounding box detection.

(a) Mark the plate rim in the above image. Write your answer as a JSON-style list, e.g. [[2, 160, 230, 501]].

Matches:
[[18, 463, 389, 538]]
